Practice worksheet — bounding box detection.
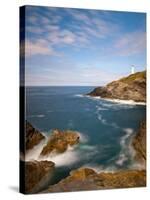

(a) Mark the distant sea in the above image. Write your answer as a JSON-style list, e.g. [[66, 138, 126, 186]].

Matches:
[[26, 86, 146, 185]]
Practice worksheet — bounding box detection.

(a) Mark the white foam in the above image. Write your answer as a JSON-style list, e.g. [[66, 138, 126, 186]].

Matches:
[[39, 146, 80, 167], [115, 128, 134, 166], [25, 131, 90, 167], [28, 114, 45, 118], [79, 144, 97, 151], [86, 94, 146, 106], [74, 94, 84, 98], [97, 114, 107, 125], [102, 98, 146, 106], [81, 164, 117, 173], [25, 138, 48, 161], [116, 153, 128, 166], [77, 132, 89, 143], [97, 113, 119, 129], [37, 114, 45, 118], [96, 105, 108, 111], [86, 95, 101, 100]]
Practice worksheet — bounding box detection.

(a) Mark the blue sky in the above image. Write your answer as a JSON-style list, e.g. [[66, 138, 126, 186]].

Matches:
[[23, 6, 146, 86]]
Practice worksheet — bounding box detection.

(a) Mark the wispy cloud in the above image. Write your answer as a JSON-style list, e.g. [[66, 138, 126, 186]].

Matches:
[[25, 7, 120, 56], [114, 31, 146, 56], [25, 40, 55, 57], [23, 6, 146, 86]]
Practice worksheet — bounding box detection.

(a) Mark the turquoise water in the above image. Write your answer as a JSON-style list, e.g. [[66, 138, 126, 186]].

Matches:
[[26, 86, 146, 184]]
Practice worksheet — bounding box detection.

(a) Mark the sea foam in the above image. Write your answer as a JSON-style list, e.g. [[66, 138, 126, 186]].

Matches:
[[115, 128, 134, 166]]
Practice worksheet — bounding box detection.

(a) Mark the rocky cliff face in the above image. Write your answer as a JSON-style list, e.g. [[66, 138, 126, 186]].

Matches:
[[25, 160, 55, 194], [132, 121, 146, 167], [40, 129, 80, 156], [26, 121, 45, 150], [88, 71, 146, 102], [44, 168, 146, 193]]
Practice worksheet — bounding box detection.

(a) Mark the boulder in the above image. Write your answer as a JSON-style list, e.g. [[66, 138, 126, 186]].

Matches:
[[25, 160, 55, 193], [40, 129, 80, 156]]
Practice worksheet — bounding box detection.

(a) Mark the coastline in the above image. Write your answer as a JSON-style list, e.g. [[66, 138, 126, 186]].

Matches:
[[85, 95, 146, 105]]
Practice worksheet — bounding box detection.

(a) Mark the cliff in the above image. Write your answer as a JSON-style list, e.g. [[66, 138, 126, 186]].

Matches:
[[88, 71, 146, 102], [26, 121, 45, 150], [132, 121, 146, 167]]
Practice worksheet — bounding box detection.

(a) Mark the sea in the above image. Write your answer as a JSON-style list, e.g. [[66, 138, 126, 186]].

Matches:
[[25, 86, 146, 185]]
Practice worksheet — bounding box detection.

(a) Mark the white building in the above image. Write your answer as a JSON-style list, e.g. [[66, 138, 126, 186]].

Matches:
[[131, 65, 135, 74]]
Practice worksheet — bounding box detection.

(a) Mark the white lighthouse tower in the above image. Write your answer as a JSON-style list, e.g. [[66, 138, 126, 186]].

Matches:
[[131, 65, 135, 74]]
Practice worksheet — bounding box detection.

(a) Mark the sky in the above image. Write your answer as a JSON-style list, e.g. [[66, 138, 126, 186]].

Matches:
[[22, 6, 146, 86]]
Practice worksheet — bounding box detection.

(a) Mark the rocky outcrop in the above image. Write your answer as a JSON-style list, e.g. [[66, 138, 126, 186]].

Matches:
[[132, 121, 146, 167], [42, 120, 146, 193], [44, 168, 146, 192], [88, 71, 146, 102], [40, 129, 80, 156], [25, 160, 55, 194], [26, 121, 45, 150]]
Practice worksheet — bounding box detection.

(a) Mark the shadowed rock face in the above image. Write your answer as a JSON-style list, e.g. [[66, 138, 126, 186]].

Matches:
[[25, 160, 55, 194], [26, 121, 45, 150], [88, 71, 146, 102], [43, 168, 146, 193], [132, 121, 146, 167], [40, 129, 80, 156]]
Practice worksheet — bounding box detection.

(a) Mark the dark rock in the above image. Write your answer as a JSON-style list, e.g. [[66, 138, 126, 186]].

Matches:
[[26, 121, 45, 150], [132, 120, 146, 167], [88, 71, 146, 102], [40, 129, 80, 156], [25, 160, 55, 194]]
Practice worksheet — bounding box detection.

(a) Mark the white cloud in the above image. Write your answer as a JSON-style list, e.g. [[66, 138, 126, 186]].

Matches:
[[114, 31, 146, 56], [25, 40, 55, 57]]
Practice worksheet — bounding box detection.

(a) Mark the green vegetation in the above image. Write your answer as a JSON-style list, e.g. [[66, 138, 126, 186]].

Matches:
[[120, 71, 146, 84]]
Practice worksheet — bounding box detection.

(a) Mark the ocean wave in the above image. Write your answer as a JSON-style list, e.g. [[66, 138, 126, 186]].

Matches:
[[81, 163, 117, 173], [86, 94, 146, 107], [28, 114, 45, 118], [115, 128, 134, 166], [74, 94, 84, 98], [25, 138, 48, 161], [97, 113, 120, 129], [102, 98, 146, 106], [77, 131, 89, 143], [86, 95, 101, 100], [95, 105, 108, 111], [40, 146, 80, 167], [25, 131, 97, 167]]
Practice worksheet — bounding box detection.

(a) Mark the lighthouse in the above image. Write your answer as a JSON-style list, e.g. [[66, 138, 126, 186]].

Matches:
[[131, 65, 135, 74]]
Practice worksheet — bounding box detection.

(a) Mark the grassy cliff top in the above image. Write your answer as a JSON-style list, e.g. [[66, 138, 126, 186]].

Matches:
[[119, 71, 146, 83]]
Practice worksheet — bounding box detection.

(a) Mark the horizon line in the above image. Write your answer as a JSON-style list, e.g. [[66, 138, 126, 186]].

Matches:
[[22, 85, 101, 87]]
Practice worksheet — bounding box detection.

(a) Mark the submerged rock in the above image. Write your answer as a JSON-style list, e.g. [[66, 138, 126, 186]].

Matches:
[[132, 120, 146, 167], [25, 160, 55, 194], [88, 71, 146, 102], [40, 129, 80, 156], [26, 121, 45, 150], [43, 168, 146, 192]]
